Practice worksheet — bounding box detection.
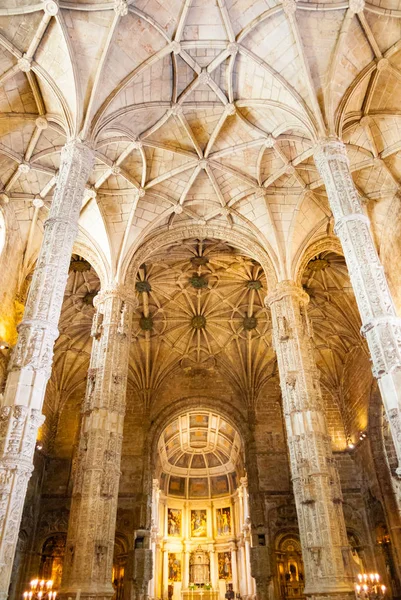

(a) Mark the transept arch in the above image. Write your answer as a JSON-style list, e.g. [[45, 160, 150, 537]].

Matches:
[[123, 224, 279, 289]]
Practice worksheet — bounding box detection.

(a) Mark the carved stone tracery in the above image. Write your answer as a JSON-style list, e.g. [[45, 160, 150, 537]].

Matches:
[[60, 285, 137, 600], [267, 281, 354, 600], [314, 138, 401, 477], [0, 139, 94, 600]]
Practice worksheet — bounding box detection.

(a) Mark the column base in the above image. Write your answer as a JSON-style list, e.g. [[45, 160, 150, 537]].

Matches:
[[306, 595, 355, 600], [59, 582, 115, 600], [303, 587, 355, 600]]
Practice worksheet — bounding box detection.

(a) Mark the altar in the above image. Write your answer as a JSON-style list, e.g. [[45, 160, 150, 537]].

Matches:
[[189, 548, 210, 586], [182, 591, 219, 600]]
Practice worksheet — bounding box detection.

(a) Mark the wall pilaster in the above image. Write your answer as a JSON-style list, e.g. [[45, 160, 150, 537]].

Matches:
[[0, 139, 94, 599], [314, 138, 401, 476], [266, 281, 354, 600], [60, 285, 137, 600]]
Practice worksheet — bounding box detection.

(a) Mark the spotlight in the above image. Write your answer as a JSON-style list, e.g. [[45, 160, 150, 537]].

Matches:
[[36, 443, 43, 451], [0, 340, 9, 350], [348, 442, 355, 449]]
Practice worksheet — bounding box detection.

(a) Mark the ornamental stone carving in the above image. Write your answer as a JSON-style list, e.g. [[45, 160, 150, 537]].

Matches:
[[266, 281, 354, 600], [314, 138, 401, 477], [0, 139, 94, 600], [60, 286, 137, 600]]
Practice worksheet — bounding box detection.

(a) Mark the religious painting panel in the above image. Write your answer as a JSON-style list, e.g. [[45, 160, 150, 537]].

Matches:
[[168, 553, 182, 582], [168, 476, 186, 497], [191, 509, 207, 537], [168, 508, 182, 536], [210, 475, 229, 497], [189, 477, 209, 498], [190, 414, 209, 428], [216, 507, 231, 536], [218, 552, 232, 580]]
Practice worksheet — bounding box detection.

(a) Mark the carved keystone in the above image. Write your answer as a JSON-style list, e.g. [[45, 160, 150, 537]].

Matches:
[[114, 0, 129, 16], [43, 0, 59, 15], [170, 41, 181, 54], [35, 116, 48, 130], [349, 0, 365, 13], [282, 0, 297, 16], [18, 56, 32, 73], [18, 163, 30, 174]]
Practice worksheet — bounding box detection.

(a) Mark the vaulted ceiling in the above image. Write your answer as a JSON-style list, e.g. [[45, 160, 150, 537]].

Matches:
[[1, 0, 401, 290], [130, 238, 273, 407], [0, 0, 391, 453]]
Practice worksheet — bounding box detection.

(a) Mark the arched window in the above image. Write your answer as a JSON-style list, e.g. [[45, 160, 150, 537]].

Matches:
[[0, 209, 5, 256]]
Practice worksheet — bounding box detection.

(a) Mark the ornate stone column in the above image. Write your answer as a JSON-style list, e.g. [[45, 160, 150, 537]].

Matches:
[[162, 546, 168, 600], [314, 138, 401, 475], [60, 285, 137, 600], [230, 544, 238, 593], [238, 539, 248, 597], [266, 281, 354, 600], [0, 139, 94, 599], [183, 547, 190, 590]]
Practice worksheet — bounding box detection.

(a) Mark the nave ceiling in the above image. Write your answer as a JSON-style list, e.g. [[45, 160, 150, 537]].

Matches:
[[35, 238, 370, 456], [1, 0, 401, 301]]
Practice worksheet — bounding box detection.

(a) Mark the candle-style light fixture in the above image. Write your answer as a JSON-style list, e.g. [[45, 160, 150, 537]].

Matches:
[[355, 573, 386, 600], [23, 579, 57, 600]]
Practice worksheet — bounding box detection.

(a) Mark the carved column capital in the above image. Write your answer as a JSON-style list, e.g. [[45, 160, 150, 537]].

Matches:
[[94, 283, 138, 309], [313, 136, 348, 167], [265, 280, 309, 308]]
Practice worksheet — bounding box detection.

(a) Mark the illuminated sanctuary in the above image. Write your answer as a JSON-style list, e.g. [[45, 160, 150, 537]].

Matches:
[[1, 1, 401, 600]]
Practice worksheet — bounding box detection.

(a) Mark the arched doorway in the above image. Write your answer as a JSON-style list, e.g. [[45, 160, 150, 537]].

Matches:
[[39, 534, 66, 588], [149, 410, 255, 600], [275, 535, 304, 600]]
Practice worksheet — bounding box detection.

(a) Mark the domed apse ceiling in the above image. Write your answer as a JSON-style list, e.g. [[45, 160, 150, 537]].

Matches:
[[157, 411, 244, 499]]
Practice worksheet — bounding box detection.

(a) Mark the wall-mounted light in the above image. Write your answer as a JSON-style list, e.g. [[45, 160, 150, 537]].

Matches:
[[0, 340, 9, 350], [359, 431, 367, 441], [36, 443, 43, 451], [346, 434, 355, 450]]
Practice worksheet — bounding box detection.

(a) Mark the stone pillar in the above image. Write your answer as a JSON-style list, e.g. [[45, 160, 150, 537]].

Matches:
[[266, 281, 354, 600], [149, 480, 160, 599], [60, 285, 137, 600], [239, 539, 249, 598], [231, 545, 238, 593], [314, 138, 401, 475], [183, 548, 190, 590], [241, 477, 250, 521], [162, 547, 168, 600], [243, 527, 253, 597], [210, 547, 218, 589], [0, 139, 94, 599]]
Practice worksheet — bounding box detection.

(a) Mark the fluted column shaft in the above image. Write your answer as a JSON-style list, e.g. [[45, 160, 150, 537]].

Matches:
[[60, 286, 136, 600], [0, 140, 94, 599], [267, 282, 354, 600], [314, 138, 401, 475]]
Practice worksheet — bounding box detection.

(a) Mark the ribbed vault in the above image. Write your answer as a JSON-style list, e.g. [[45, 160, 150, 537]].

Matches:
[[1, 0, 401, 288], [130, 238, 274, 409]]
